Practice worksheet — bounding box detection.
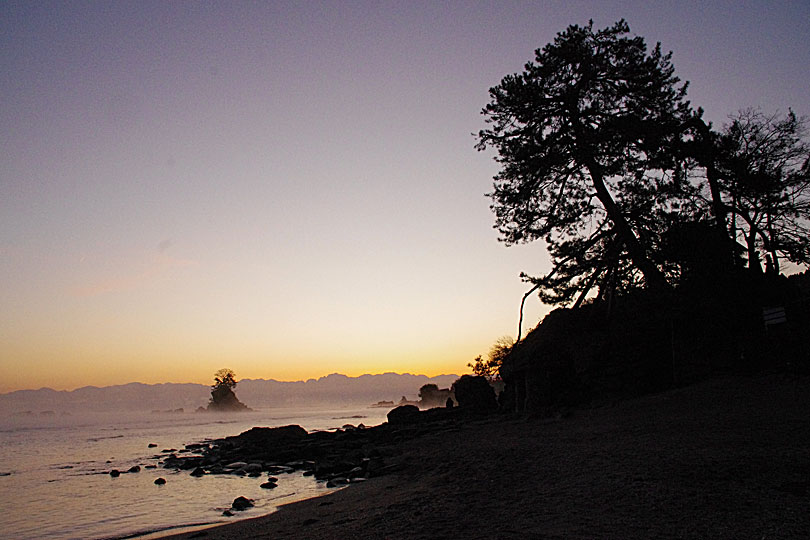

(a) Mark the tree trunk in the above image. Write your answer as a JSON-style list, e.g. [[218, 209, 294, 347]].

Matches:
[[705, 164, 735, 264], [516, 282, 540, 343], [692, 119, 730, 238], [684, 117, 736, 267], [747, 229, 762, 273], [766, 214, 780, 274], [585, 159, 669, 292]]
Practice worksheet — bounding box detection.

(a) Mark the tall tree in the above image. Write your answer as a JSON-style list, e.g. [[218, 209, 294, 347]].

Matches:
[[716, 109, 810, 272], [476, 20, 694, 304]]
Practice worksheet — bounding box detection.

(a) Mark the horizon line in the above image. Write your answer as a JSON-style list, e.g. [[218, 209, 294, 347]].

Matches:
[[1, 371, 464, 395]]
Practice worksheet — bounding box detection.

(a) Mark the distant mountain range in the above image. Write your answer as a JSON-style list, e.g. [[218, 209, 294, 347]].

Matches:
[[0, 373, 460, 414]]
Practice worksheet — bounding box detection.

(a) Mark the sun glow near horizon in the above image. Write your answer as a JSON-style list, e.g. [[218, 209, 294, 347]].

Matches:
[[0, 348, 476, 394], [0, 235, 547, 393]]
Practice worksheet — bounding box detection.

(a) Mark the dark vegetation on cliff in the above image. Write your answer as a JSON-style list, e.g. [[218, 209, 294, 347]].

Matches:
[[472, 20, 810, 412], [498, 269, 810, 413]]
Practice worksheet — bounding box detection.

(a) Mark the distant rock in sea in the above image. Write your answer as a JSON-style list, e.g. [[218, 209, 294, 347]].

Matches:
[[370, 400, 394, 408], [206, 378, 251, 412]]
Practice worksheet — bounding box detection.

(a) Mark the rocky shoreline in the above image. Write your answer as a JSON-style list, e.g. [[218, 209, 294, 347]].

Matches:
[[156, 406, 476, 515], [158, 374, 810, 539]]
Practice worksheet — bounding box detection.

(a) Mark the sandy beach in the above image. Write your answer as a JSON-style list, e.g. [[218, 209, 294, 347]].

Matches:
[[159, 374, 810, 539]]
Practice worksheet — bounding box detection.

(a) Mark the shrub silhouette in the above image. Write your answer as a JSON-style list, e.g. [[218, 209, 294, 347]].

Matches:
[[451, 375, 497, 412], [418, 383, 452, 407]]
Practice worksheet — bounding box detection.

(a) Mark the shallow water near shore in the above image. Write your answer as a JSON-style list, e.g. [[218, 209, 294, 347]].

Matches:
[[0, 407, 391, 540]]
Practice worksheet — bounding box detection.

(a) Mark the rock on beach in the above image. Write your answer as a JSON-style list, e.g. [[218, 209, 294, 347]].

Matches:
[[231, 496, 253, 511]]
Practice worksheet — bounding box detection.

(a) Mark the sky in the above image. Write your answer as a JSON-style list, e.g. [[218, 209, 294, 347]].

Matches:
[[2, 1, 809, 393]]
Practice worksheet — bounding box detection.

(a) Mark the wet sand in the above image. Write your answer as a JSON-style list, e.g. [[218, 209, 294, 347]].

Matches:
[[160, 374, 810, 539]]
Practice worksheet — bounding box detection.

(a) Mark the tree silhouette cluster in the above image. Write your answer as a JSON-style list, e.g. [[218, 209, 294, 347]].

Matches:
[[417, 383, 453, 407], [451, 375, 498, 412], [469, 336, 514, 381], [477, 20, 810, 310]]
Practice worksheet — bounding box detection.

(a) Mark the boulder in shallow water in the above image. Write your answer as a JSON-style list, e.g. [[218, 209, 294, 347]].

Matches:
[[244, 463, 263, 474], [326, 477, 349, 488], [231, 425, 307, 447], [266, 465, 294, 475], [231, 496, 254, 511], [185, 442, 208, 451]]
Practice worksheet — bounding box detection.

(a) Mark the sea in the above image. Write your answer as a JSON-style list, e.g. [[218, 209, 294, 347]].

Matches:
[[0, 406, 393, 540]]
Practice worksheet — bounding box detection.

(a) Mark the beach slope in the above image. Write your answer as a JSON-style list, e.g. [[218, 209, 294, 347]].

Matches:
[[161, 374, 810, 539]]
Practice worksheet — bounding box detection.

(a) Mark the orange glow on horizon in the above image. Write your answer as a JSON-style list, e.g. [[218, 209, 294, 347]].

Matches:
[[0, 339, 479, 393]]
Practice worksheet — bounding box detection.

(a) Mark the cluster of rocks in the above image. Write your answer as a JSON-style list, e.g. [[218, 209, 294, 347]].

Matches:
[[156, 405, 479, 489], [108, 464, 145, 477], [109, 405, 487, 516], [155, 424, 391, 487]]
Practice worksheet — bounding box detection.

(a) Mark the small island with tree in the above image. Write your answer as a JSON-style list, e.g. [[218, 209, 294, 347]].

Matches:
[[206, 368, 252, 412]]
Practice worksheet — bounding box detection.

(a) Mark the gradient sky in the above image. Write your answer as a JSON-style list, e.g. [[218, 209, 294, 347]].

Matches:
[[2, 1, 809, 393]]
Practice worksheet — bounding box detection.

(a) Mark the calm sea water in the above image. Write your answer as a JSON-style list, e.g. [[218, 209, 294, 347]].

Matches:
[[0, 407, 392, 540]]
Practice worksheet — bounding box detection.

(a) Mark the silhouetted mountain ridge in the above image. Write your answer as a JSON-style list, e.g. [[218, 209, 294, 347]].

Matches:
[[0, 373, 459, 414]]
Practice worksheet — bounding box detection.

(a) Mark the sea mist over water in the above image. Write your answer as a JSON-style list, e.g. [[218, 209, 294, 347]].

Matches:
[[0, 373, 457, 539], [0, 373, 459, 414], [0, 406, 392, 540]]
